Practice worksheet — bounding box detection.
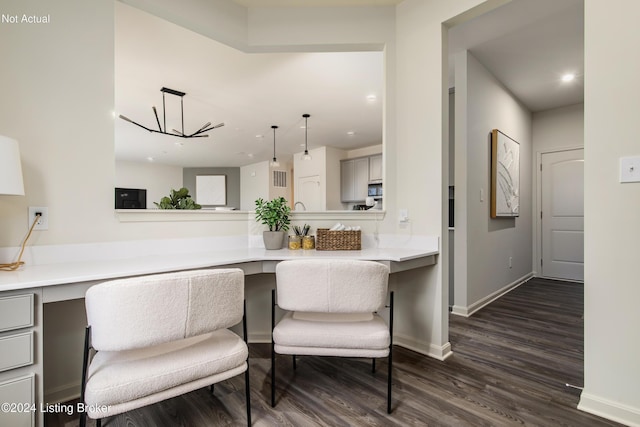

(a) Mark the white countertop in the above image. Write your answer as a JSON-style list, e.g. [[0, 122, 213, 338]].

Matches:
[[0, 246, 438, 292]]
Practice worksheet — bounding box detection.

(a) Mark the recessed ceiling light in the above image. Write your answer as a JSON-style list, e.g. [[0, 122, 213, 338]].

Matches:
[[247, 153, 254, 158], [147, 157, 154, 162], [255, 134, 263, 138], [347, 131, 355, 136], [366, 94, 377, 101], [562, 73, 575, 82]]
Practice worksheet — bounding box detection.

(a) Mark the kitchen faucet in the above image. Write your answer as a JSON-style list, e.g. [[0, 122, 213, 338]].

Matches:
[[294, 201, 306, 211]]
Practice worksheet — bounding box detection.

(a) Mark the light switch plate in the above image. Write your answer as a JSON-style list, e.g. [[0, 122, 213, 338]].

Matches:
[[620, 156, 640, 183]]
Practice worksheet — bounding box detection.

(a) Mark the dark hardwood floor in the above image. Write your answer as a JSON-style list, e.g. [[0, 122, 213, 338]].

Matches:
[[47, 277, 622, 426]]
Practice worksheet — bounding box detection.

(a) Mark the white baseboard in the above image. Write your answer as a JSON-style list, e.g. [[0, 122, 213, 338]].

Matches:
[[394, 333, 453, 361], [579, 391, 640, 427], [252, 332, 452, 361], [45, 382, 80, 404], [248, 333, 272, 343], [451, 272, 533, 317]]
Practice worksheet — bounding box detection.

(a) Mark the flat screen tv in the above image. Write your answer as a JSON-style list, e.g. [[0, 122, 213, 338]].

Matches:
[[115, 188, 147, 209]]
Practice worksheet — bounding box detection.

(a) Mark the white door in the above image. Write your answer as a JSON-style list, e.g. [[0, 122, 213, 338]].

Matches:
[[541, 149, 584, 281], [297, 175, 322, 211]]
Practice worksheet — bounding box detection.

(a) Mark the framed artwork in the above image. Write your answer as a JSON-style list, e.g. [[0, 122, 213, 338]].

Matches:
[[195, 175, 226, 206], [491, 129, 520, 218]]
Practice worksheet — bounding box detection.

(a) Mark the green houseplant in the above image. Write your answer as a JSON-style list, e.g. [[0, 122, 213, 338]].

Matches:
[[255, 197, 291, 249], [154, 187, 201, 210]]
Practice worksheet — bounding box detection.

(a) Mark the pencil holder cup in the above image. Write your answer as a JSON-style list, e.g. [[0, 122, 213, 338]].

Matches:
[[302, 235, 315, 250]]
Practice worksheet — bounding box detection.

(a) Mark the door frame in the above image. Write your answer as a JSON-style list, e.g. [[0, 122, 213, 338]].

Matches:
[[534, 146, 584, 280]]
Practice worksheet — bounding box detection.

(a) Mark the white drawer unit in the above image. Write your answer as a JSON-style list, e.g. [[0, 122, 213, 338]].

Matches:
[[0, 294, 34, 333], [0, 374, 36, 427], [0, 332, 34, 373]]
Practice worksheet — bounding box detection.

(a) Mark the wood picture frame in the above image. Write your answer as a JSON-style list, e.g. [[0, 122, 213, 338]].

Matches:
[[491, 129, 520, 218]]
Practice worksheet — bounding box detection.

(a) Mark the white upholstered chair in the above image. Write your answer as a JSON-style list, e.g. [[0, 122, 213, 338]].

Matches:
[[79, 269, 251, 427], [271, 259, 394, 413]]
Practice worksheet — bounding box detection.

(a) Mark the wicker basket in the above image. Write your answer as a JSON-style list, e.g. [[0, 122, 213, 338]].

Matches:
[[315, 229, 361, 251]]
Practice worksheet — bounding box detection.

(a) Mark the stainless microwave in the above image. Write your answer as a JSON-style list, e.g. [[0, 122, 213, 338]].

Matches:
[[368, 182, 383, 197]]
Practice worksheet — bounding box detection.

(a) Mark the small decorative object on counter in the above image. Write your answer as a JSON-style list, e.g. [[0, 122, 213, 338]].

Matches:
[[292, 224, 313, 249], [288, 235, 302, 250], [302, 235, 315, 250], [316, 226, 361, 250], [255, 197, 291, 250]]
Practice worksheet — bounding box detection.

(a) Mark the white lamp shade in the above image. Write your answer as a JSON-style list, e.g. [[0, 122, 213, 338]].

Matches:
[[0, 135, 25, 195]]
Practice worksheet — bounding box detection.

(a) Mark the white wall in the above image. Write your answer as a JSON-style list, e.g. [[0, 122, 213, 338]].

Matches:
[[0, 0, 116, 246], [115, 160, 183, 207], [532, 103, 584, 153], [453, 50, 533, 315], [579, 1, 640, 424], [240, 160, 270, 211], [394, 0, 497, 358]]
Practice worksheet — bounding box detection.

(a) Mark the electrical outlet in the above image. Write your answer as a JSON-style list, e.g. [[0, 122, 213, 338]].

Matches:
[[28, 207, 49, 230], [399, 209, 409, 223], [620, 156, 640, 183]]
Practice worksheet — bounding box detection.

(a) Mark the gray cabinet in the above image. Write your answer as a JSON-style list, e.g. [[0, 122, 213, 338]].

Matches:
[[341, 157, 369, 202], [0, 293, 36, 427], [369, 154, 383, 182]]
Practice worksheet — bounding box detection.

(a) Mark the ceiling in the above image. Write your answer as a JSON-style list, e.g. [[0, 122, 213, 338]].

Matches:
[[115, 0, 584, 168], [448, 0, 584, 112]]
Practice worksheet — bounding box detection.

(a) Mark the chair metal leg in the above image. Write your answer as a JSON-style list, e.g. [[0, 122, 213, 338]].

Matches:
[[96, 418, 102, 427], [372, 358, 376, 373], [210, 384, 214, 394], [387, 291, 394, 414], [79, 326, 91, 427], [243, 300, 252, 426], [271, 289, 276, 407], [292, 355, 296, 370]]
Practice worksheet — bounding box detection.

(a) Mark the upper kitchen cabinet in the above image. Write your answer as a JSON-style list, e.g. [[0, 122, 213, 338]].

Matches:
[[369, 154, 382, 182], [341, 157, 370, 203]]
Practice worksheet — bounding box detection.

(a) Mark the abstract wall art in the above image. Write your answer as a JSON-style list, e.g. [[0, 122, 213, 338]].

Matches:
[[491, 129, 520, 218]]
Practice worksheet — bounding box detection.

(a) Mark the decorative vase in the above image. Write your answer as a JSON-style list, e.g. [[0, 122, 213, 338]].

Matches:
[[288, 235, 302, 250], [263, 231, 285, 250], [302, 235, 315, 250]]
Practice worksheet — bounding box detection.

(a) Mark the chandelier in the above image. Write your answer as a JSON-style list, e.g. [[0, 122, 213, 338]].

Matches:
[[119, 87, 224, 138]]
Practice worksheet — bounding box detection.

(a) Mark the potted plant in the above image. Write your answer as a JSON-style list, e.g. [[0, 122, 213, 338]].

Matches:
[[255, 197, 291, 249], [154, 187, 201, 209]]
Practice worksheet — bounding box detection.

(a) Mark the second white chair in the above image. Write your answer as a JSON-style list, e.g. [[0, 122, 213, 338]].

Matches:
[[271, 259, 393, 413]]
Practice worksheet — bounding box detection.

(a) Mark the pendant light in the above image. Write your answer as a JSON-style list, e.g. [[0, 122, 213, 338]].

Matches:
[[302, 113, 312, 160], [270, 125, 280, 167]]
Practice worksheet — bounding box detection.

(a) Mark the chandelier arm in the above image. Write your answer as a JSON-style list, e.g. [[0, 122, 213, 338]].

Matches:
[[190, 123, 225, 136], [119, 115, 155, 132], [162, 91, 167, 134], [181, 96, 185, 136], [152, 106, 163, 132]]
